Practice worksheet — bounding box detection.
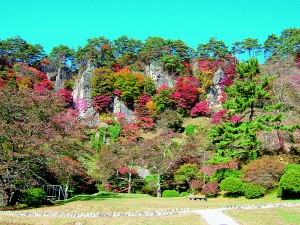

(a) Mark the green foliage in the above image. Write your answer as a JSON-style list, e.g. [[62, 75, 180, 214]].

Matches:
[[179, 191, 190, 197], [162, 190, 179, 197], [184, 124, 197, 136], [210, 169, 243, 183], [208, 58, 295, 162], [108, 124, 122, 142], [113, 70, 143, 104], [154, 86, 175, 112], [197, 37, 229, 59], [157, 109, 183, 132], [174, 163, 200, 184], [279, 164, 300, 198], [243, 183, 266, 199], [18, 188, 47, 206], [90, 68, 115, 97], [220, 177, 244, 196], [264, 28, 300, 61], [142, 76, 156, 96], [160, 54, 184, 74]]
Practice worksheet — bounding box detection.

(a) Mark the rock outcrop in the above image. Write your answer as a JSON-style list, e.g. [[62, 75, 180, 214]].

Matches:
[[145, 61, 175, 88], [207, 68, 225, 107], [46, 67, 73, 91], [112, 96, 135, 123], [72, 63, 100, 127]]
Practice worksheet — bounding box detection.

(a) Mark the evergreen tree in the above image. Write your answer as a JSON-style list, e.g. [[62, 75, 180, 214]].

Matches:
[[208, 58, 296, 162]]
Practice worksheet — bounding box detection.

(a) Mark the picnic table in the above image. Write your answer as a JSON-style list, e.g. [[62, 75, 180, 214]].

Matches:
[[187, 196, 207, 201]]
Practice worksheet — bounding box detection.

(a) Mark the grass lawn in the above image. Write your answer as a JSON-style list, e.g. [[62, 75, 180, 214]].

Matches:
[[1, 192, 299, 225], [0, 213, 206, 225], [21, 192, 299, 213], [225, 206, 300, 225]]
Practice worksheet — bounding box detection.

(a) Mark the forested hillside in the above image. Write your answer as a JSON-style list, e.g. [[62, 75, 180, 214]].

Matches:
[[0, 28, 299, 206]]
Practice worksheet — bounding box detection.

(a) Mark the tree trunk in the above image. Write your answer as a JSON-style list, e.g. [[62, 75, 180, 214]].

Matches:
[[249, 102, 254, 122], [156, 174, 162, 197], [128, 171, 132, 194]]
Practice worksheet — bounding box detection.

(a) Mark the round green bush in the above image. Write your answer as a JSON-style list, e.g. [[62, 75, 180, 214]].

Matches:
[[220, 177, 244, 196], [179, 191, 190, 197], [244, 183, 266, 199], [162, 190, 179, 197], [19, 188, 47, 206], [279, 164, 300, 199]]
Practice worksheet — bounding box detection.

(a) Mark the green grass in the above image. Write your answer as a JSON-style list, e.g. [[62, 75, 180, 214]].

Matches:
[[20, 192, 299, 213], [225, 206, 300, 225]]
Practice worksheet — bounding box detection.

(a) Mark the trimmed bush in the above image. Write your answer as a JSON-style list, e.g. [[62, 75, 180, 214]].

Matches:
[[18, 188, 47, 206], [279, 164, 300, 199], [201, 182, 219, 197], [220, 177, 244, 196], [162, 190, 179, 197], [179, 191, 190, 197], [244, 183, 266, 199], [241, 156, 286, 190]]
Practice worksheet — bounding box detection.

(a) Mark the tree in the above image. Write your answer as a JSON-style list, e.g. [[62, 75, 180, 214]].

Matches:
[[197, 37, 229, 59], [0, 36, 45, 67], [208, 58, 295, 162], [113, 35, 142, 59], [138, 37, 167, 64], [263, 28, 300, 61], [49, 45, 76, 71], [240, 38, 262, 58], [140, 131, 182, 197], [0, 86, 89, 206]]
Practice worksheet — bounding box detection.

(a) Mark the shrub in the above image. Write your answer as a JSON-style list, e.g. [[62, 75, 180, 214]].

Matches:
[[220, 177, 244, 196], [210, 169, 243, 183], [184, 124, 196, 136], [244, 183, 266, 199], [279, 164, 300, 199], [179, 191, 190, 197], [157, 109, 183, 132], [18, 188, 47, 206], [201, 182, 219, 197], [162, 190, 179, 197], [241, 156, 286, 190]]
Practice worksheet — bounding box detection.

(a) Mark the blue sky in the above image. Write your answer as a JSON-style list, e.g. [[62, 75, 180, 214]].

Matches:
[[1, 0, 299, 55]]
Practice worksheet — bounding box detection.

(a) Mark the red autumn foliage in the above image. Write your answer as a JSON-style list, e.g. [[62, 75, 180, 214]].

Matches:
[[173, 76, 200, 109], [121, 123, 140, 142], [118, 166, 137, 175], [190, 100, 210, 117], [201, 182, 219, 196], [56, 89, 73, 107], [92, 95, 112, 112], [200, 159, 238, 176], [210, 110, 241, 125], [136, 116, 155, 130], [134, 94, 152, 117]]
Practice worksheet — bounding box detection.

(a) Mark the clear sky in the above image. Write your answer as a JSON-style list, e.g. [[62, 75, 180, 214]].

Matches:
[[1, 0, 299, 54]]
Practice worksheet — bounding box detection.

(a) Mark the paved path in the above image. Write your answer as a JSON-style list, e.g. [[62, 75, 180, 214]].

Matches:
[[193, 208, 240, 225]]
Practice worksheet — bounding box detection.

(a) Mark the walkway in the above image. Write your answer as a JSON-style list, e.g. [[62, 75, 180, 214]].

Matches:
[[193, 208, 240, 225]]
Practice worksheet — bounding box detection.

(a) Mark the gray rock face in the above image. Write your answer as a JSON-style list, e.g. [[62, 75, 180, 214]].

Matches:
[[46, 67, 72, 91], [145, 61, 175, 88], [113, 96, 135, 123], [207, 68, 225, 107], [72, 63, 100, 127]]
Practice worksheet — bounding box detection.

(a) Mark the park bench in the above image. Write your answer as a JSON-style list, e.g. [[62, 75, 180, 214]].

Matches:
[[187, 196, 207, 201]]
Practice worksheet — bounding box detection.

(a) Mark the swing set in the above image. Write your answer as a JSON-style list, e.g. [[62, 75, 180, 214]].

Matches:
[[42, 185, 66, 200]]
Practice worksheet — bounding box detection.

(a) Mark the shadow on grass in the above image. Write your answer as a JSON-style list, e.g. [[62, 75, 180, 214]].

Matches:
[[57, 192, 150, 204]]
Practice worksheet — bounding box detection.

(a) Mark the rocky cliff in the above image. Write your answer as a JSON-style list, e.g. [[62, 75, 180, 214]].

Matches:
[[72, 63, 100, 127], [145, 61, 175, 88]]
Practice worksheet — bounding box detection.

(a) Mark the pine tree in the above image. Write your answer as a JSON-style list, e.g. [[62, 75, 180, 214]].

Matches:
[[208, 58, 295, 162]]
